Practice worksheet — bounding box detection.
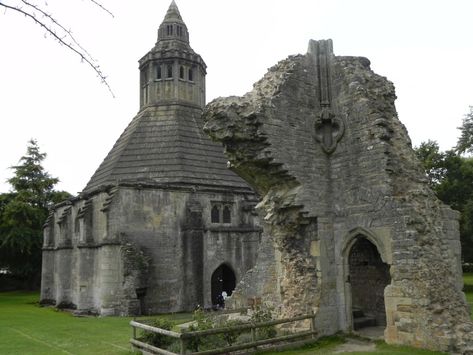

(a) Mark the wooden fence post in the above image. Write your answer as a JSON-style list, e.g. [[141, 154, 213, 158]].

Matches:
[[133, 317, 136, 340], [180, 337, 186, 354], [310, 312, 317, 339]]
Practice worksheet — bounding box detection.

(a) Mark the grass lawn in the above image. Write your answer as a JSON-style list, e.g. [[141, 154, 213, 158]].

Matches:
[[260, 336, 446, 355], [464, 272, 473, 315], [0, 291, 191, 355], [1, 273, 472, 355]]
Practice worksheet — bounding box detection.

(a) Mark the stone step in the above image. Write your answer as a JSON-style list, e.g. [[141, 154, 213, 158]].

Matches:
[[352, 308, 364, 318], [353, 316, 377, 330]]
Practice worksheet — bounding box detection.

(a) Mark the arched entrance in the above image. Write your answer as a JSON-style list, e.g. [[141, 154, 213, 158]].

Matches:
[[348, 237, 390, 330], [211, 264, 236, 308]]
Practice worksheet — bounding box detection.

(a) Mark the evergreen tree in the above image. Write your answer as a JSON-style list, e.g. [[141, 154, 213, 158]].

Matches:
[[0, 139, 71, 287], [456, 106, 473, 155]]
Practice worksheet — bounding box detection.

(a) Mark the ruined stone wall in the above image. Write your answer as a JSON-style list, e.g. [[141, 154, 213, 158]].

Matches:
[[203, 39, 473, 352]]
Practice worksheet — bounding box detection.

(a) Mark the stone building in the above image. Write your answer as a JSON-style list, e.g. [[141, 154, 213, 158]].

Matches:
[[204, 40, 473, 352], [40, 1, 261, 316]]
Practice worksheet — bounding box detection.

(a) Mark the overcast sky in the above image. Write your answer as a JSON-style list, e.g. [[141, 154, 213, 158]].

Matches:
[[1, 0, 472, 194]]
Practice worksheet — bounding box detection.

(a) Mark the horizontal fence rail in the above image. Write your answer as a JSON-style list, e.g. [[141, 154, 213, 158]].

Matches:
[[130, 312, 317, 355]]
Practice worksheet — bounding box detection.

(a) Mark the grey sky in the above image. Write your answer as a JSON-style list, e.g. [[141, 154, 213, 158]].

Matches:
[[1, 0, 472, 194]]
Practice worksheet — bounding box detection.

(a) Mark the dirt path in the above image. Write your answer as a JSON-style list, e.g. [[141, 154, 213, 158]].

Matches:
[[332, 338, 376, 353]]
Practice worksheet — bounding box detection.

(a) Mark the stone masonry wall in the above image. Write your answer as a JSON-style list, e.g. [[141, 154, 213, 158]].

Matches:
[[203, 39, 473, 353]]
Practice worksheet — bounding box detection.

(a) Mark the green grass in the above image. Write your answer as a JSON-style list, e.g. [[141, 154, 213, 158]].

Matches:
[[1, 274, 472, 355], [0, 291, 191, 355], [464, 272, 473, 315], [260, 336, 446, 354]]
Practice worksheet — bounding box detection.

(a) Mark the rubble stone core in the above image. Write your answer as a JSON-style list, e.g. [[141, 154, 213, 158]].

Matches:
[[203, 39, 473, 352]]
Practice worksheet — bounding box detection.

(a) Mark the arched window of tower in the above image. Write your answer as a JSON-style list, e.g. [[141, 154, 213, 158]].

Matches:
[[179, 66, 184, 79], [167, 65, 173, 78], [188, 68, 193, 82], [223, 205, 231, 224]]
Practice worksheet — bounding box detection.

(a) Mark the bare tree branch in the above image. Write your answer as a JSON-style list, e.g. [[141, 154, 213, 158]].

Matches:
[[20, 0, 96, 61], [0, 1, 115, 97], [88, 0, 114, 18]]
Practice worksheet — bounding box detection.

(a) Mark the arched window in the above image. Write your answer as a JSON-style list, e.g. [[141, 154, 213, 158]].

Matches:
[[179, 66, 184, 79], [167, 65, 173, 78], [211, 205, 220, 223], [188, 68, 193, 82], [223, 205, 231, 224], [156, 65, 161, 80], [166, 25, 171, 36]]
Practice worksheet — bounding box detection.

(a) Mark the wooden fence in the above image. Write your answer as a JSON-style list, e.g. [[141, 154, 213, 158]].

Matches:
[[130, 313, 317, 355]]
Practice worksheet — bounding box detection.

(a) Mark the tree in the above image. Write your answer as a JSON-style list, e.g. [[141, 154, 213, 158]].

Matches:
[[415, 141, 473, 262], [0, 0, 114, 95], [414, 140, 447, 187], [456, 106, 473, 155], [0, 139, 71, 288]]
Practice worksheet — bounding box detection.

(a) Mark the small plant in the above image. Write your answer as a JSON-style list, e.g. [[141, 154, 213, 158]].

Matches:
[[220, 319, 246, 346], [138, 318, 175, 348], [251, 306, 277, 340], [185, 308, 221, 352]]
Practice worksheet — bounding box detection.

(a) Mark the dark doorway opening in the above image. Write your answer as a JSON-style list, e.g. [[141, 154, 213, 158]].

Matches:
[[348, 237, 390, 330], [211, 264, 236, 308], [135, 288, 147, 315]]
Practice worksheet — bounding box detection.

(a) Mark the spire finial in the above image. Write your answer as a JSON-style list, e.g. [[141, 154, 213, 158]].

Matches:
[[164, 0, 182, 21]]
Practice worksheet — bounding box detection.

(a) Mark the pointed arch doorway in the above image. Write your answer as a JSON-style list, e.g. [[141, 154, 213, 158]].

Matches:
[[348, 236, 390, 330], [211, 264, 236, 308]]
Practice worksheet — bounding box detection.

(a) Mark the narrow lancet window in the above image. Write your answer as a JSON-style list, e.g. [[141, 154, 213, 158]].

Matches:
[[188, 68, 193, 81], [156, 65, 162, 80], [179, 66, 184, 79], [223, 206, 231, 224], [167, 65, 173, 78], [211, 205, 220, 223]]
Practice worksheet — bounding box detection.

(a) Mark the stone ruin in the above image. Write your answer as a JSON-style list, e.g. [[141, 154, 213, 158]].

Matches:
[[203, 39, 473, 353]]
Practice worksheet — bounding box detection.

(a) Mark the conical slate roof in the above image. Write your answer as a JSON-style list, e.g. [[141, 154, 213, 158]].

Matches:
[[83, 106, 251, 193], [164, 0, 183, 22], [83, 1, 251, 194]]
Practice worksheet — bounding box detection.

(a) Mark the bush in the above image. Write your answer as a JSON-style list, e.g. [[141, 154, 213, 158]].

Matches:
[[250, 306, 277, 340], [138, 318, 175, 349], [220, 319, 246, 346], [463, 263, 473, 273], [185, 309, 224, 352]]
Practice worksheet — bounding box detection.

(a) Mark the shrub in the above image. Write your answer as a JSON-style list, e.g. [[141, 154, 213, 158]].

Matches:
[[463, 263, 473, 273], [250, 306, 277, 340], [220, 319, 246, 346], [138, 318, 175, 349]]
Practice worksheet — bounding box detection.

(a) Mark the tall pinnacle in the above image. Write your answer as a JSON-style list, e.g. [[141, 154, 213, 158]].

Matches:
[[157, 0, 189, 45], [164, 0, 183, 22]]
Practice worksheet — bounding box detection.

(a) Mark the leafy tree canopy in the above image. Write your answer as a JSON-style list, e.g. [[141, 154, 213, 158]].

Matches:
[[415, 108, 473, 262], [456, 106, 473, 155], [0, 139, 71, 287]]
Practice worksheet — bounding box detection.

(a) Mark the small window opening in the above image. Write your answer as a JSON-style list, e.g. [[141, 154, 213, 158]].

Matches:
[[170, 25, 173, 35], [167, 25, 171, 36], [156, 65, 161, 80], [179, 66, 184, 79], [167, 65, 173, 78], [223, 206, 231, 224], [188, 68, 193, 81], [211, 205, 220, 223]]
